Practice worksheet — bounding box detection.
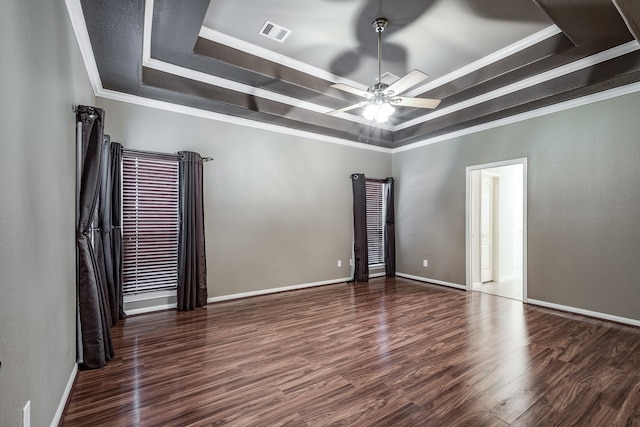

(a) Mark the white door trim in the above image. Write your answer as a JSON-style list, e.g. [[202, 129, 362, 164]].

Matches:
[[480, 171, 499, 283], [465, 158, 528, 302]]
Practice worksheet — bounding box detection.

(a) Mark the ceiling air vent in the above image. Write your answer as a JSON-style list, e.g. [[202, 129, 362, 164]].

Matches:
[[259, 21, 291, 43]]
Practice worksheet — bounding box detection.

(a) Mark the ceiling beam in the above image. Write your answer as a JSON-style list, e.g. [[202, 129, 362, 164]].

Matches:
[[532, 0, 633, 48], [393, 49, 640, 145], [612, 0, 640, 42]]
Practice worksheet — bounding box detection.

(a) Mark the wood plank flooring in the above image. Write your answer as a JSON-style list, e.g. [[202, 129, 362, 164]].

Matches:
[[60, 277, 640, 426]]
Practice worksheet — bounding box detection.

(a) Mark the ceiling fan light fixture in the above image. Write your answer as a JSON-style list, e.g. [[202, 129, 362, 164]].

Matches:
[[325, 18, 439, 120], [363, 101, 395, 123]]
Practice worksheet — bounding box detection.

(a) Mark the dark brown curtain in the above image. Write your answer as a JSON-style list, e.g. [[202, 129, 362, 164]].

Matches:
[[76, 105, 114, 369], [177, 151, 208, 311], [100, 141, 126, 323], [351, 173, 369, 282], [384, 177, 396, 277]]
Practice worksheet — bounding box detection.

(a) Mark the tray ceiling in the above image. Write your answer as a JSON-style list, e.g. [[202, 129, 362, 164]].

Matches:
[[74, 0, 640, 149]]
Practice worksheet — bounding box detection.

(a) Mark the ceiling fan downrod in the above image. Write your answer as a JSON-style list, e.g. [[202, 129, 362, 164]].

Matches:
[[372, 18, 388, 93]]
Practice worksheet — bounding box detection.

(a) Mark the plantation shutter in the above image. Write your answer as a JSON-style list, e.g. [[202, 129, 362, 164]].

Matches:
[[122, 152, 179, 295], [366, 180, 385, 266]]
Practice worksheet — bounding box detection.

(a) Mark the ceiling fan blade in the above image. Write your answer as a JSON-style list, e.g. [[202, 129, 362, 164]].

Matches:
[[331, 83, 370, 98], [325, 101, 370, 116], [392, 96, 441, 109], [386, 70, 429, 96]]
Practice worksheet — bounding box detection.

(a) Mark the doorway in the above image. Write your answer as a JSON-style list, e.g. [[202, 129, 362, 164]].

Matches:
[[466, 159, 527, 301]]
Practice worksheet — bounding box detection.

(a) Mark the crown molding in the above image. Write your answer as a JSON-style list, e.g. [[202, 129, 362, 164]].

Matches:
[[392, 80, 640, 153], [396, 40, 640, 131], [199, 26, 368, 91], [65, 0, 103, 94], [66, 0, 640, 154], [96, 89, 393, 153], [403, 25, 563, 97]]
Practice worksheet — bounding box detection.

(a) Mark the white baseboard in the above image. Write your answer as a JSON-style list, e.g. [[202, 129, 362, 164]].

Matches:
[[125, 303, 177, 316], [527, 299, 640, 327], [499, 274, 514, 282], [396, 273, 467, 291], [208, 277, 352, 303], [50, 363, 77, 427], [125, 278, 352, 313]]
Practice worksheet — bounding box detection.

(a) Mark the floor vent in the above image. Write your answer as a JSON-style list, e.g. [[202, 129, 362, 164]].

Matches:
[[259, 21, 291, 43]]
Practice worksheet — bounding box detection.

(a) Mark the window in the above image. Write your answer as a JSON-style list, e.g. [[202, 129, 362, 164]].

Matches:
[[122, 151, 179, 296], [366, 180, 386, 267]]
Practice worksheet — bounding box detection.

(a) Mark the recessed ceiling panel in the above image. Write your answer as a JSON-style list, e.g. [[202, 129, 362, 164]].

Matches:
[[203, 0, 552, 86], [73, 0, 640, 149]]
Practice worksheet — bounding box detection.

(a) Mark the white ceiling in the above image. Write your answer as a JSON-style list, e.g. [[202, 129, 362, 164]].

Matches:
[[202, 0, 552, 87]]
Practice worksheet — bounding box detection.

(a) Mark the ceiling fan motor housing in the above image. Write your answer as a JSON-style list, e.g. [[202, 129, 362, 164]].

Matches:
[[370, 82, 389, 94]]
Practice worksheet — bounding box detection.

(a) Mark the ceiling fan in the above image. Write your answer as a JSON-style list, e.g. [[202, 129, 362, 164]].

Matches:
[[326, 18, 441, 123]]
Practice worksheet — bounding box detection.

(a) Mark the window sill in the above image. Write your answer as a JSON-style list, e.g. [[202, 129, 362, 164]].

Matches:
[[368, 263, 385, 269], [124, 290, 177, 303]]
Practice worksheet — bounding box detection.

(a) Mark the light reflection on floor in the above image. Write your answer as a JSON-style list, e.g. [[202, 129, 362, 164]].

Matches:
[[473, 276, 523, 301], [466, 292, 532, 418]]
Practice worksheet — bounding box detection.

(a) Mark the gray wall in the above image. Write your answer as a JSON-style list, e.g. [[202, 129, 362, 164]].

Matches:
[[2, 2, 638, 425], [97, 98, 391, 298], [0, 0, 95, 426], [393, 91, 640, 321]]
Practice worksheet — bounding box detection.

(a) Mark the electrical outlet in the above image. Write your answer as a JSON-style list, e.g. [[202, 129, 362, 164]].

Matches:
[[23, 401, 30, 427], [349, 259, 353, 266], [423, 259, 428, 267], [337, 260, 342, 267]]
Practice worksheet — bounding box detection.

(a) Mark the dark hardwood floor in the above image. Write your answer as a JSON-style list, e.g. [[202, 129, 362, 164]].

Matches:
[[61, 277, 640, 426]]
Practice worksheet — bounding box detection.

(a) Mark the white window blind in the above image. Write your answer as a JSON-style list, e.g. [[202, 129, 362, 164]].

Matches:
[[366, 180, 385, 266], [122, 152, 179, 295]]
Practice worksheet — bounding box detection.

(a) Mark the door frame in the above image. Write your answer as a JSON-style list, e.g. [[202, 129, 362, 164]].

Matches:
[[465, 158, 528, 302], [479, 170, 499, 284]]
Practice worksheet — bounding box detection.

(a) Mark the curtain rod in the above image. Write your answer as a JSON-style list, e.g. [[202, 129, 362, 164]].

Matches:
[[72, 105, 94, 113], [122, 148, 213, 162], [73, 107, 214, 162], [123, 148, 179, 160], [350, 174, 390, 183], [72, 105, 98, 119]]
